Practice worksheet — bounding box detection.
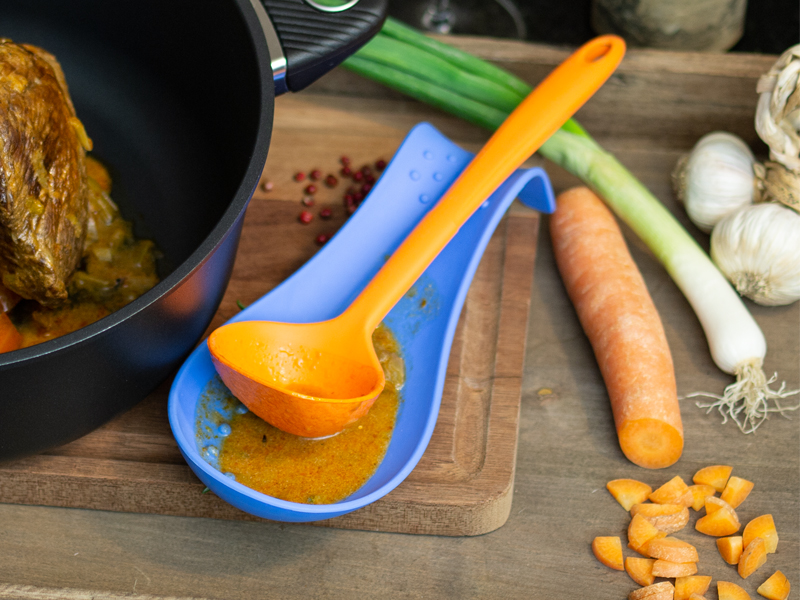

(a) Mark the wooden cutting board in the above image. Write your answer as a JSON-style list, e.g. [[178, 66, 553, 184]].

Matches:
[[0, 106, 543, 536]]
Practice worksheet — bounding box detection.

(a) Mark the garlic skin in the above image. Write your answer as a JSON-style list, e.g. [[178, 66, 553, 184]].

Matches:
[[755, 160, 800, 212], [711, 203, 800, 306], [673, 132, 757, 233], [755, 44, 800, 171]]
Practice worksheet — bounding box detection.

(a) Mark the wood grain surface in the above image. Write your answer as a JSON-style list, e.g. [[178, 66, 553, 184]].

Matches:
[[0, 37, 797, 600]]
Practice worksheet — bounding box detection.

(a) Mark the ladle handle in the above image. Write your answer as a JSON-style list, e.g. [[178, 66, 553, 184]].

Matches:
[[343, 35, 626, 332]]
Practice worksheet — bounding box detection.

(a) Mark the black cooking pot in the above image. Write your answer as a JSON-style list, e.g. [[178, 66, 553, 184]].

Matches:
[[0, 0, 387, 460]]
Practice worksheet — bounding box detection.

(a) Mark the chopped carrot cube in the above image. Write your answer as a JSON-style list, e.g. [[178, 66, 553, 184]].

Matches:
[[716, 536, 744, 565], [675, 575, 712, 600], [592, 536, 624, 570], [650, 509, 690, 535], [688, 595, 708, 600], [629, 581, 675, 600], [743, 515, 778, 554], [718, 581, 752, 600], [628, 513, 667, 556], [646, 536, 699, 562], [705, 495, 734, 515], [720, 476, 754, 509], [631, 503, 684, 517], [688, 484, 716, 511], [649, 476, 693, 506], [694, 465, 733, 492], [631, 503, 689, 533], [738, 536, 767, 579], [697, 498, 740, 536], [651, 559, 697, 578], [625, 557, 656, 587], [757, 570, 791, 600], [0, 312, 22, 354], [608, 479, 653, 511]]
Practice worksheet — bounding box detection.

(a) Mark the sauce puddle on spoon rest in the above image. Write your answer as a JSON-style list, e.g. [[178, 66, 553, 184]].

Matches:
[[168, 122, 555, 522]]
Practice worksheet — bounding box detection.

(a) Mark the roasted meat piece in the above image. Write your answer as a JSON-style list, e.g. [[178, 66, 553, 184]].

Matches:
[[0, 40, 91, 306]]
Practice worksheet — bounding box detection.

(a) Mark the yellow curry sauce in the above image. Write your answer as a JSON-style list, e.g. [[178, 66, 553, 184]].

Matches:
[[218, 324, 405, 504], [10, 156, 159, 346]]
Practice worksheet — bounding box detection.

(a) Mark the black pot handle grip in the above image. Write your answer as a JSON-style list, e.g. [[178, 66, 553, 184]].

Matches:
[[260, 0, 388, 93]]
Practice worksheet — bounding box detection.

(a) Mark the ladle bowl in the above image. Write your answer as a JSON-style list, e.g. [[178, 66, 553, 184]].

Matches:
[[208, 35, 626, 438], [211, 318, 384, 437]]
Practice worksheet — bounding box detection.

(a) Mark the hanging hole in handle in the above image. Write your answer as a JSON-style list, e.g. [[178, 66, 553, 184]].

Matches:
[[585, 42, 613, 63]]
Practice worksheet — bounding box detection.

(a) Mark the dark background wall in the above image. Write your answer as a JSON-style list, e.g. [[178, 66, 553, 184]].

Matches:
[[388, 0, 799, 55]]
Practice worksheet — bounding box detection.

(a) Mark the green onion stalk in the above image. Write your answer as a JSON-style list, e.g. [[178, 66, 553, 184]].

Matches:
[[342, 18, 799, 432], [343, 18, 697, 273]]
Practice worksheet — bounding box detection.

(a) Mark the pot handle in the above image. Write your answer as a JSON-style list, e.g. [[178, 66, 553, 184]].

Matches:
[[259, 0, 388, 94]]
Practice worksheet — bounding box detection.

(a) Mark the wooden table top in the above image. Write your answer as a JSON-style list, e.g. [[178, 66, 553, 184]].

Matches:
[[1, 38, 796, 600]]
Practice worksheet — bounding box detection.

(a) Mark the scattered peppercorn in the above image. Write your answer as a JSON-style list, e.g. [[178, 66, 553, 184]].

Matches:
[[293, 153, 387, 239], [260, 179, 273, 192]]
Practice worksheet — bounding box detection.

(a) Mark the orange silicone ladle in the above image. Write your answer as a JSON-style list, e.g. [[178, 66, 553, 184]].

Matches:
[[209, 35, 626, 438]]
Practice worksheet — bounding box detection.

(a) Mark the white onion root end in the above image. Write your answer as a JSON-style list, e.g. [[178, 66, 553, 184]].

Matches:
[[686, 359, 800, 434]]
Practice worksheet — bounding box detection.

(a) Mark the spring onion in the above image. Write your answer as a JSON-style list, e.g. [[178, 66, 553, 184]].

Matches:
[[343, 19, 799, 432]]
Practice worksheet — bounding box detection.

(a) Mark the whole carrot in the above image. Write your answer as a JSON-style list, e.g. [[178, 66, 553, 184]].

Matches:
[[550, 187, 683, 469]]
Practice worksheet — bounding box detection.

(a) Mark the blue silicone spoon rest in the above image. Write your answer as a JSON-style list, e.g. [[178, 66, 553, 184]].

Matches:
[[168, 122, 555, 522]]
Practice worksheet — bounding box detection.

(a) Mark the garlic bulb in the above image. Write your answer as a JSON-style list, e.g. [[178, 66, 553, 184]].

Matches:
[[711, 203, 800, 306], [755, 44, 800, 171], [672, 132, 757, 232]]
